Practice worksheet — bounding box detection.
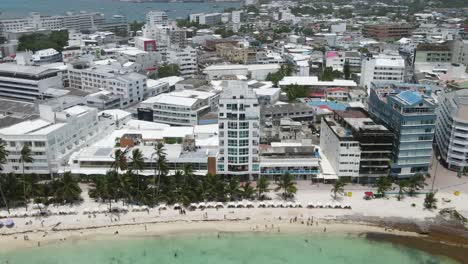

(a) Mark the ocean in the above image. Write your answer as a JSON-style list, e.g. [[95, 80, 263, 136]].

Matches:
[[0, 0, 241, 21], [0, 233, 457, 264]]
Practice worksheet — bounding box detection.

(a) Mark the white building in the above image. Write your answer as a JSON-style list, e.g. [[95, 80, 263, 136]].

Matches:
[[325, 51, 361, 72], [67, 62, 147, 107], [0, 105, 115, 175], [320, 116, 361, 179], [145, 10, 169, 27], [166, 46, 198, 78], [203, 64, 280, 81], [217, 81, 260, 179], [138, 90, 219, 126], [0, 63, 63, 101], [32, 48, 62, 65], [435, 89, 468, 171], [360, 54, 406, 92]]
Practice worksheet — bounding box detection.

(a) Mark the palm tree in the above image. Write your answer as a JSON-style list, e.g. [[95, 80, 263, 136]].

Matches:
[[424, 191, 437, 210], [375, 177, 393, 198], [397, 180, 409, 201], [275, 173, 297, 200], [226, 176, 241, 201], [0, 139, 10, 213], [331, 178, 346, 200], [111, 149, 129, 173], [53, 172, 82, 204], [242, 181, 255, 200], [256, 176, 269, 200], [153, 142, 168, 202], [130, 148, 144, 190], [20, 144, 33, 210], [407, 173, 425, 196]]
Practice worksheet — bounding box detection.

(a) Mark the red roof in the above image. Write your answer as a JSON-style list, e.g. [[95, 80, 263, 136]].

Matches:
[[309, 92, 325, 98], [318, 105, 332, 111], [326, 87, 349, 93]]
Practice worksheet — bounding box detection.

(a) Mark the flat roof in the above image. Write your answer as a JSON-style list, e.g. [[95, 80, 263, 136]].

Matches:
[[0, 119, 66, 136]]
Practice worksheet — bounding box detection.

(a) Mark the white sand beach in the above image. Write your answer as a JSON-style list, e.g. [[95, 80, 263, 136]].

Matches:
[[1, 181, 467, 252]]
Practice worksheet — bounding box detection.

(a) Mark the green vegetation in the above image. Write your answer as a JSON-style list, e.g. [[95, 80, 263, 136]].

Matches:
[[157, 64, 180, 78], [321, 67, 343, 81], [397, 180, 408, 201], [266, 64, 295, 87], [424, 191, 438, 210], [214, 27, 236, 38], [407, 173, 426, 197], [331, 178, 346, 200], [130, 20, 145, 35], [256, 176, 270, 200], [284, 84, 308, 102], [17, 30, 68, 52], [375, 177, 393, 198], [273, 25, 292, 34], [274, 173, 297, 200], [245, 5, 260, 14], [343, 60, 351, 80]]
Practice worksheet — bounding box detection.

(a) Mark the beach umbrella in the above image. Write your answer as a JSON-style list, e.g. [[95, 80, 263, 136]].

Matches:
[[307, 202, 314, 208], [4, 219, 14, 228], [121, 206, 129, 212], [132, 205, 141, 212], [344, 204, 352, 209], [236, 202, 244, 208], [315, 202, 323, 208], [286, 202, 293, 208], [173, 204, 181, 210], [0, 211, 8, 218], [215, 202, 224, 208], [69, 208, 77, 214], [294, 202, 302, 208], [246, 201, 254, 208], [277, 202, 284, 208], [93, 207, 100, 213], [206, 202, 215, 208], [325, 203, 332, 208], [227, 202, 235, 208], [83, 208, 90, 214], [334, 203, 342, 209], [267, 202, 275, 208], [189, 203, 197, 210], [20, 211, 29, 217], [141, 205, 149, 211], [258, 202, 266, 208], [198, 202, 206, 209], [159, 204, 167, 210]]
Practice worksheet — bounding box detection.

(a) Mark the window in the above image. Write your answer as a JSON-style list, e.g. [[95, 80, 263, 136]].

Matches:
[[239, 122, 249, 129], [239, 148, 249, 155], [9, 142, 16, 147], [228, 156, 238, 163], [228, 148, 238, 155], [228, 131, 238, 138], [228, 122, 238, 129], [239, 140, 249, 146], [228, 140, 238, 147], [239, 131, 249, 138], [239, 157, 249, 163]]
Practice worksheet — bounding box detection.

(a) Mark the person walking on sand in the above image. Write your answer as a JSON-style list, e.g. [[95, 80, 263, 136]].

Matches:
[[323, 227, 326, 232]]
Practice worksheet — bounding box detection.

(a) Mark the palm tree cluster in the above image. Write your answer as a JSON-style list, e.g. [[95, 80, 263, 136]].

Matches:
[[396, 173, 426, 201], [0, 140, 82, 212], [88, 143, 279, 207]]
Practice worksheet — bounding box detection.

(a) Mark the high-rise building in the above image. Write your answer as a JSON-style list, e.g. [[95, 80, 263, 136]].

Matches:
[[435, 89, 468, 171], [217, 81, 261, 179], [320, 108, 393, 183], [368, 82, 437, 178]]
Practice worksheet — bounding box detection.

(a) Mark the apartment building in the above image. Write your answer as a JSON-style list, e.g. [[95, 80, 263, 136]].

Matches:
[[435, 89, 468, 171], [216, 42, 257, 64], [190, 13, 222, 26], [320, 108, 393, 183], [32, 48, 62, 65], [415, 43, 452, 63], [451, 39, 468, 67], [362, 23, 414, 41], [0, 105, 114, 175], [138, 90, 219, 126], [166, 46, 198, 78], [0, 12, 127, 37], [0, 63, 63, 101], [368, 82, 437, 178], [67, 61, 147, 107], [217, 81, 261, 179], [360, 54, 406, 92], [325, 51, 361, 72]]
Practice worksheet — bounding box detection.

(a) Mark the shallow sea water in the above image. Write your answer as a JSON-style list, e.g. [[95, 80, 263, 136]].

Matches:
[[0, 233, 458, 264]]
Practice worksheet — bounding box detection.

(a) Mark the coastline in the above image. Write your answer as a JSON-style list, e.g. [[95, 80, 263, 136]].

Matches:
[[1, 215, 466, 263]]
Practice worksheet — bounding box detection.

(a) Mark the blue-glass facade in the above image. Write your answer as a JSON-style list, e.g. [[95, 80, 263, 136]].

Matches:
[[368, 82, 437, 178]]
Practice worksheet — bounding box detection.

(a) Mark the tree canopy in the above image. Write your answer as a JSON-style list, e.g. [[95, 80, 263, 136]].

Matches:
[[157, 64, 180, 78], [17, 30, 68, 52]]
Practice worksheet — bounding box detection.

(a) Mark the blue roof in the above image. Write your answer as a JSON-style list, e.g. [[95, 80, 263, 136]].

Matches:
[[397, 91, 422, 105], [308, 101, 347, 111]]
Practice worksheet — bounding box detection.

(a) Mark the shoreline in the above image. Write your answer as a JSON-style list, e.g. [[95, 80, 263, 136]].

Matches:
[[1, 216, 467, 263]]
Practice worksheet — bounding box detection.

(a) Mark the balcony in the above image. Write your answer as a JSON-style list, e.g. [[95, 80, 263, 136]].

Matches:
[[261, 169, 320, 175]]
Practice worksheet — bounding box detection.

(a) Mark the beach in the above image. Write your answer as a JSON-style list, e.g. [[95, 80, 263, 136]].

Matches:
[[1, 184, 467, 262]]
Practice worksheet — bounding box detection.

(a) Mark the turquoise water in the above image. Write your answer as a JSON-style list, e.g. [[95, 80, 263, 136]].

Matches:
[[0, 0, 241, 20], [0, 233, 458, 264]]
